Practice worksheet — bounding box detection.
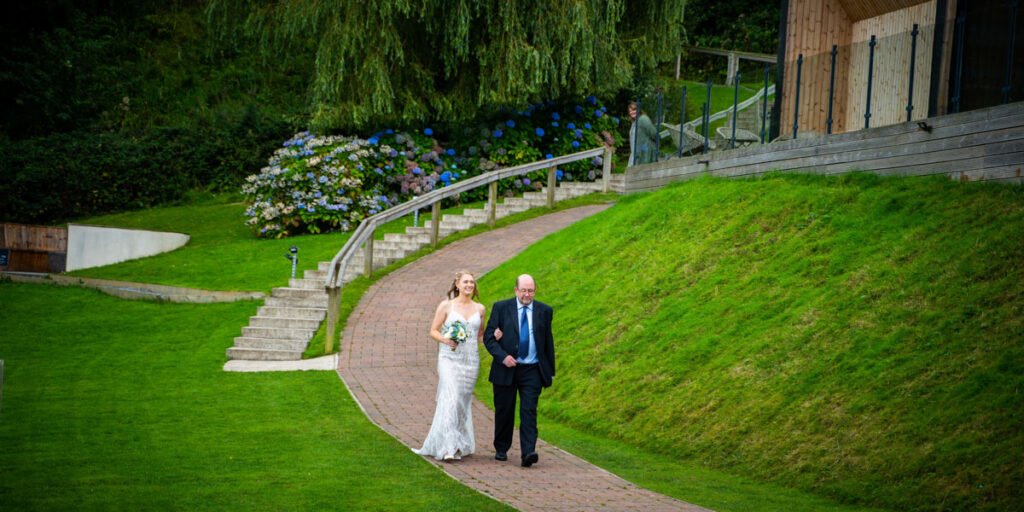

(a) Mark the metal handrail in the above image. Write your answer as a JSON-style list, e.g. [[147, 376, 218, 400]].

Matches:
[[324, 146, 607, 290]]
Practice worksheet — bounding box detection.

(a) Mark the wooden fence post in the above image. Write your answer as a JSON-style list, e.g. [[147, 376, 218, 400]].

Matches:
[[431, 202, 441, 247], [488, 182, 497, 228], [363, 232, 374, 278], [325, 288, 340, 354], [602, 146, 614, 192], [547, 167, 556, 208]]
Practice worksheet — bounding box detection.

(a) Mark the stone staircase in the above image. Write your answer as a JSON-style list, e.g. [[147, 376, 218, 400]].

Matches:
[[225, 181, 605, 361]]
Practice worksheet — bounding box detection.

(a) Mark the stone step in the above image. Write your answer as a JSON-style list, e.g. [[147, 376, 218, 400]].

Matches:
[[423, 218, 472, 231], [232, 336, 309, 352], [226, 347, 305, 361], [249, 316, 322, 330], [257, 306, 326, 320], [303, 269, 328, 281], [385, 232, 431, 244], [264, 296, 329, 309], [502, 197, 549, 208], [375, 237, 424, 252], [271, 287, 328, 300], [288, 277, 325, 290], [242, 326, 316, 341], [405, 226, 460, 238]]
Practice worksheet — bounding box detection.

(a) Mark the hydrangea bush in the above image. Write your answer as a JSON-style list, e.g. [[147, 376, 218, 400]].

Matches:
[[243, 130, 463, 237], [243, 97, 619, 238]]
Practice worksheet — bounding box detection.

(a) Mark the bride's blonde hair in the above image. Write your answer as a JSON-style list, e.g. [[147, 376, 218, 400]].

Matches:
[[447, 270, 480, 301]]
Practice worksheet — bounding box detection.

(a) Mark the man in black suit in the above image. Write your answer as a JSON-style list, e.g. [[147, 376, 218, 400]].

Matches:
[[483, 274, 555, 467]]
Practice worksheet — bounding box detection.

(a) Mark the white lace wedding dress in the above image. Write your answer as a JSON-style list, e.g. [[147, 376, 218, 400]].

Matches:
[[413, 304, 480, 460]]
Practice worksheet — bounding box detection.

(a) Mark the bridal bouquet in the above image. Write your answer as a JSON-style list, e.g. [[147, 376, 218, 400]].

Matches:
[[442, 320, 468, 351]]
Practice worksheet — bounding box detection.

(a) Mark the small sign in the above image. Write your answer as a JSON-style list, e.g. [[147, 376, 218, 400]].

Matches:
[[0, 249, 8, 266]]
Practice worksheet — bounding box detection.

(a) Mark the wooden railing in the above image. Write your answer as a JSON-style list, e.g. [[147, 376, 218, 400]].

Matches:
[[322, 145, 614, 352]]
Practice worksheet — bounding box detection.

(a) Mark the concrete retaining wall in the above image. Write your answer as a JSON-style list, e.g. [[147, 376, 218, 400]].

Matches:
[[66, 224, 190, 271]]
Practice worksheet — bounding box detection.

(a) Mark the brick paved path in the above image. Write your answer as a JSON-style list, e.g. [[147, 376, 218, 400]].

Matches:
[[336, 205, 709, 511]]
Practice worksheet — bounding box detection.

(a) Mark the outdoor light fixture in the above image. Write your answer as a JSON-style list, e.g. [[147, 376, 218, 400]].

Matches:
[[916, 121, 932, 133], [285, 246, 299, 278]]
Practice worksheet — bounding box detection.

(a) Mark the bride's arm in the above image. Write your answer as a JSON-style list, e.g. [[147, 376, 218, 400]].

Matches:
[[478, 304, 487, 343], [430, 300, 456, 349]]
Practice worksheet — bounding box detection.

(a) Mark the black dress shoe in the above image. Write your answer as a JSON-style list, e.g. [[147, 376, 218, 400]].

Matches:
[[521, 452, 538, 467], [494, 451, 508, 461]]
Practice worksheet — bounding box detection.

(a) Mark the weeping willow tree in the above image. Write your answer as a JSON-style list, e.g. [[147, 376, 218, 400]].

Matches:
[[206, 0, 686, 130]]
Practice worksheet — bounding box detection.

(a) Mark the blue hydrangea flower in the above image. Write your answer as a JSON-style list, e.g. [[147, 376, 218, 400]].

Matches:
[[375, 168, 383, 175], [556, 169, 564, 180], [575, 129, 583, 139], [386, 129, 394, 134], [446, 148, 456, 156], [552, 112, 560, 120], [572, 140, 580, 148], [506, 120, 515, 128], [493, 129, 503, 138], [545, 154, 553, 159], [314, 191, 322, 198], [523, 178, 531, 186], [567, 123, 576, 129], [535, 128, 545, 137], [595, 109, 603, 118], [306, 172, 315, 179], [584, 123, 592, 129], [587, 95, 598, 105], [552, 121, 559, 127], [368, 137, 379, 145], [413, 167, 422, 175], [318, 176, 327, 183], [424, 128, 433, 136], [574, 105, 583, 115]]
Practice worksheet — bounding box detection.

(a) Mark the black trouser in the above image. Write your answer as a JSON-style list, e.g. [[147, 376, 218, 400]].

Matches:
[[493, 363, 542, 457]]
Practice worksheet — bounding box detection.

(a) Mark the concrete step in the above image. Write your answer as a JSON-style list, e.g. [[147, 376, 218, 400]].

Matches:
[[242, 326, 316, 341], [405, 226, 460, 238], [375, 237, 424, 252], [257, 306, 326, 320], [271, 287, 328, 300], [226, 347, 304, 361], [232, 336, 309, 352], [264, 296, 328, 309], [303, 269, 328, 281], [288, 277, 325, 290], [249, 316, 322, 330], [385, 232, 431, 245]]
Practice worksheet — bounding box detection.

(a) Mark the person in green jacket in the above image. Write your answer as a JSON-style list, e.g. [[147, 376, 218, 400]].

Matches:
[[628, 101, 659, 166]]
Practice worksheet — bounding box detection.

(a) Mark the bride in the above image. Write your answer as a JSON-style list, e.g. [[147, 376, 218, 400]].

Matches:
[[413, 270, 485, 461]]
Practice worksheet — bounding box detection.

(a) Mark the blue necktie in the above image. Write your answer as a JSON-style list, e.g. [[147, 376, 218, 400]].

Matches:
[[518, 306, 530, 360]]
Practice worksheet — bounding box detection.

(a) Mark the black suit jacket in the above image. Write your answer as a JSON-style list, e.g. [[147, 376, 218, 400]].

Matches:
[[484, 298, 555, 387]]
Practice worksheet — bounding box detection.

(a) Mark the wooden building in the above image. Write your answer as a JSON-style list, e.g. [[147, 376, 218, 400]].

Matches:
[[774, 0, 1022, 137]]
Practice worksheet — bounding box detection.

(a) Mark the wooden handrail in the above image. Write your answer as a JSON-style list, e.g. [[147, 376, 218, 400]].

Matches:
[[320, 145, 613, 353]]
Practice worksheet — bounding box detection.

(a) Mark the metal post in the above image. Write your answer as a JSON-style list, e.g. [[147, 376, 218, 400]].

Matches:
[[951, 13, 966, 113], [731, 71, 741, 148], [701, 103, 710, 154], [907, 24, 920, 122], [487, 181, 497, 227], [363, 233, 374, 278], [546, 167, 556, 208], [1003, 0, 1018, 104], [703, 79, 712, 153], [602, 145, 613, 192], [412, 196, 419, 227], [678, 86, 688, 157], [325, 287, 340, 354], [631, 98, 641, 167], [793, 53, 803, 139], [865, 35, 876, 129], [430, 202, 440, 247], [761, 64, 770, 143], [827, 45, 838, 134]]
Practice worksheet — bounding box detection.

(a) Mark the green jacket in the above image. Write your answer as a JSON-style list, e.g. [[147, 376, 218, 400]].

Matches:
[[629, 114, 659, 166]]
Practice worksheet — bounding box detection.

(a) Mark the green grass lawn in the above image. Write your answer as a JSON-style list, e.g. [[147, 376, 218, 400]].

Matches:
[[0, 282, 509, 511], [472, 173, 1024, 512], [68, 195, 513, 293]]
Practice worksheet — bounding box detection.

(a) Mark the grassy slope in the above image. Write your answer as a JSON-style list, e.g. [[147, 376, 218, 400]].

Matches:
[[473, 173, 1024, 512], [0, 282, 508, 511]]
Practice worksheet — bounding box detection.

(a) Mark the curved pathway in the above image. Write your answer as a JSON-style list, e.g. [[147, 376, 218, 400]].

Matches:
[[336, 205, 709, 511]]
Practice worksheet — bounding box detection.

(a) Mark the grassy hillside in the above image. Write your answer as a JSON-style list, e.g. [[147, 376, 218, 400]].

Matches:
[[475, 173, 1023, 512]]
